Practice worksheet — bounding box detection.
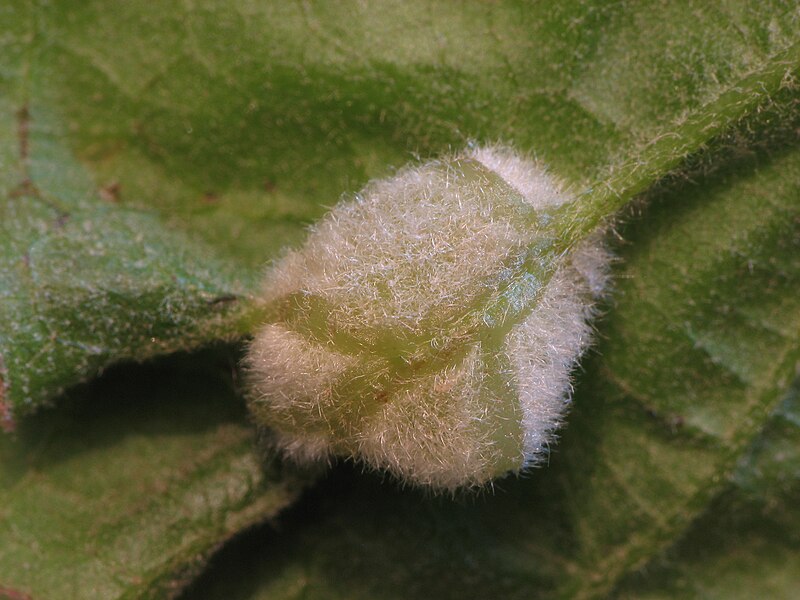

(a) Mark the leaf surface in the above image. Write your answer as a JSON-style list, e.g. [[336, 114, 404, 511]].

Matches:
[[1, 1, 799, 599], [0, 2, 261, 423], [615, 378, 800, 599], [0, 352, 309, 599], [180, 73, 800, 600]]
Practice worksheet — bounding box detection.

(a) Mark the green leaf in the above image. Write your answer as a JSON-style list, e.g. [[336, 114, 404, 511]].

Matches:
[[733, 378, 800, 508], [0, 351, 309, 599], [2, 1, 800, 598], [3, 0, 798, 418], [614, 379, 800, 599], [0, 2, 265, 423], [29, 1, 800, 262], [616, 491, 800, 600], [179, 82, 800, 600]]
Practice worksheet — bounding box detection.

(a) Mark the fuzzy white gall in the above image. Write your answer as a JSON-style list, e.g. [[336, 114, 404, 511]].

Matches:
[[245, 146, 609, 491]]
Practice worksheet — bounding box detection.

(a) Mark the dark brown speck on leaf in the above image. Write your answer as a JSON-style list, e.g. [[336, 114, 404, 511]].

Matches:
[[99, 181, 121, 202]]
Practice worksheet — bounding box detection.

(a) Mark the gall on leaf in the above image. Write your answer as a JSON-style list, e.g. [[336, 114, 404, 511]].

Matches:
[[245, 146, 609, 491]]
